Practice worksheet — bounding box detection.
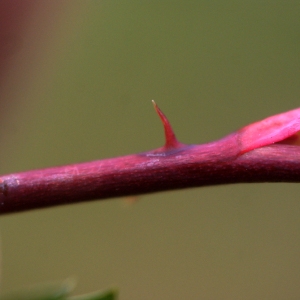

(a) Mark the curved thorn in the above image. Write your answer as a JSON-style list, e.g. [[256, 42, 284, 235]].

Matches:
[[152, 100, 184, 149]]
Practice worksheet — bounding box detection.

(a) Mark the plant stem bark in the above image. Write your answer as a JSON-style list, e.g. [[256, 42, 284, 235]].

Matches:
[[1, 104, 300, 215]]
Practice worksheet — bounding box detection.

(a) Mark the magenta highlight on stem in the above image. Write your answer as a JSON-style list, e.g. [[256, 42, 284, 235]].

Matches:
[[1, 103, 300, 214]]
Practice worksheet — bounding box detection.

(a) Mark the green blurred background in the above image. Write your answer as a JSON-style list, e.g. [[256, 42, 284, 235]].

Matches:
[[0, 1, 300, 299]]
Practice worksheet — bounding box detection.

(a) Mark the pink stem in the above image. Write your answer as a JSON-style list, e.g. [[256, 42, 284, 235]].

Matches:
[[1, 104, 300, 214]]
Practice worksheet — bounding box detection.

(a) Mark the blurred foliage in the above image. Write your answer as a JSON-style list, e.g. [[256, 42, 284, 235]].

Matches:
[[0, 282, 116, 300]]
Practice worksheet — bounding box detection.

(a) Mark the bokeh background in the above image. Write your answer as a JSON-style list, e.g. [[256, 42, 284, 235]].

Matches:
[[0, 1, 300, 299]]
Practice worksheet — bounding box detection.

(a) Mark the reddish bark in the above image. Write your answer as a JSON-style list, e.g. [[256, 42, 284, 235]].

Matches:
[[0, 104, 300, 214]]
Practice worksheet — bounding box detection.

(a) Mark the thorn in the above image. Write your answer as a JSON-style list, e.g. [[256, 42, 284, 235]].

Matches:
[[152, 100, 184, 149]]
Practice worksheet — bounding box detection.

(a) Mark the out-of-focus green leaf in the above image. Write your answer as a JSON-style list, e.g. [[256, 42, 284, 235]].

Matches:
[[70, 289, 117, 300], [0, 282, 117, 300], [0, 281, 74, 300]]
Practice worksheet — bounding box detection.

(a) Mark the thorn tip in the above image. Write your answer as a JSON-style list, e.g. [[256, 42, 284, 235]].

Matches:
[[151, 100, 184, 149]]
